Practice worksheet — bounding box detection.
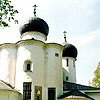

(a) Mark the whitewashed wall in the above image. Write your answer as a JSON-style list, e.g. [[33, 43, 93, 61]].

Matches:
[[86, 92, 100, 100], [46, 43, 63, 98], [62, 57, 76, 83], [0, 90, 22, 100], [0, 44, 17, 87], [58, 97, 90, 100], [15, 40, 46, 99], [21, 32, 47, 42]]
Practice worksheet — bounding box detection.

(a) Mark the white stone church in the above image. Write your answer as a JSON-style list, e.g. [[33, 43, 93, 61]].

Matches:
[[0, 15, 100, 100]]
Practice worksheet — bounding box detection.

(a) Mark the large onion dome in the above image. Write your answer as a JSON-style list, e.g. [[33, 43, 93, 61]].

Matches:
[[62, 43, 78, 59], [19, 17, 49, 36]]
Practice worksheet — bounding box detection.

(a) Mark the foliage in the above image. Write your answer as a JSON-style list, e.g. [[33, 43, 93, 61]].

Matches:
[[91, 62, 100, 88], [0, 0, 18, 27]]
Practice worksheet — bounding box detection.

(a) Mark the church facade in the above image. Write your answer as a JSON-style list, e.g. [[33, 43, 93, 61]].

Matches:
[[0, 16, 100, 100]]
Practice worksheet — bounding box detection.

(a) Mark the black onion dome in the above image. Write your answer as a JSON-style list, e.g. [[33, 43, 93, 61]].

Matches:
[[62, 44, 78, 58], [20, 17, 49, 36]]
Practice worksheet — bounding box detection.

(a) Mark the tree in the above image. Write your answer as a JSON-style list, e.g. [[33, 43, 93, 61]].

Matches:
[[91, 62, 100, 88], [0, 0, 18, 27]]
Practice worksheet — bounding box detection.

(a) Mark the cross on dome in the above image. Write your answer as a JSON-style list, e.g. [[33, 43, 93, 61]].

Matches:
[[63, 31, 67, 42], [33, 4, 38, 17]]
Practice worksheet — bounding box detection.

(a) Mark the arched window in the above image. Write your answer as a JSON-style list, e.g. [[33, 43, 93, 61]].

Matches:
[[66, 58, 69, 67], [24, 60, 33, 72], [27, 63, 31, 71], [66, 76, 69, 81]]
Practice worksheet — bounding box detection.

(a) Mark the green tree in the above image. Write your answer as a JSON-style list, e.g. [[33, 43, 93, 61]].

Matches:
[[91, 62, 100, 88], [0, 0, 18, 27]]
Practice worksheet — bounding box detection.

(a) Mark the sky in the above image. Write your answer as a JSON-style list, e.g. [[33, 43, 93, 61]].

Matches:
[[0, 0, 100, 85]]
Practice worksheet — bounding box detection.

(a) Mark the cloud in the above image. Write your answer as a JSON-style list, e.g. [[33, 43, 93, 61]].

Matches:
[[0, 26, 20, 44], [71, 28, 100, 46]]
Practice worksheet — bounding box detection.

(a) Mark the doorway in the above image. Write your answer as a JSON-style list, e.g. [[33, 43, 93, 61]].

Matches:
[[48, 88, 56, 100]]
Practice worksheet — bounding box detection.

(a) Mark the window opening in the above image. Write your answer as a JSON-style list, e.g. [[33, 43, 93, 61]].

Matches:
[[24, 60, 32, 72], [66, 58, 69, 67], [27, 64, 31, 71], [55, 53, 59, 57], [73, 61, 75, 68], [66, 76, 68, 81]]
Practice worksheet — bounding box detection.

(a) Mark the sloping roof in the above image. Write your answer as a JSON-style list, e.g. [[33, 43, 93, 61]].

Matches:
[[58, 90, 95, 100], [63, 81, 100, 91], [0, 80, 14, 90]]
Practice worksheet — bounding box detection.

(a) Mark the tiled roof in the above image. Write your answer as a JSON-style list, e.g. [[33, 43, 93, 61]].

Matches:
[[63, 81, 100, 91], [58, 90, 95, 100], [0, 80, 14, 90]]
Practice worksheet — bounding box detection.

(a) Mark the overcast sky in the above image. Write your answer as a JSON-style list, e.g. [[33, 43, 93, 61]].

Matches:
[[0, 0, 100, 85]]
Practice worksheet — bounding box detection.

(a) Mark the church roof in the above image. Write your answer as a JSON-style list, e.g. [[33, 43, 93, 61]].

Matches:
[[58, 81, 100, 100], [57, 90, 95, 100], [0, 80, 14, 90], [63, 81, 100, 91], [62, 43, 78, 59], [19, 17, 49, 36]]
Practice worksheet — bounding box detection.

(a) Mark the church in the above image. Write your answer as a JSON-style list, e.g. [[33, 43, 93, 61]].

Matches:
[[0, 6, 100, 100]]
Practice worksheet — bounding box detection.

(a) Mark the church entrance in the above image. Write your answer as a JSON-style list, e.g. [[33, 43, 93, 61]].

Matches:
[[23, 82, 32, 100], [48, 88, 56, 100]]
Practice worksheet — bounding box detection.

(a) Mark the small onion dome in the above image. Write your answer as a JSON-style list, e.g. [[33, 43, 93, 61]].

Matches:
[[62, 43, 78, 59], [19, 17, 49, 36]]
